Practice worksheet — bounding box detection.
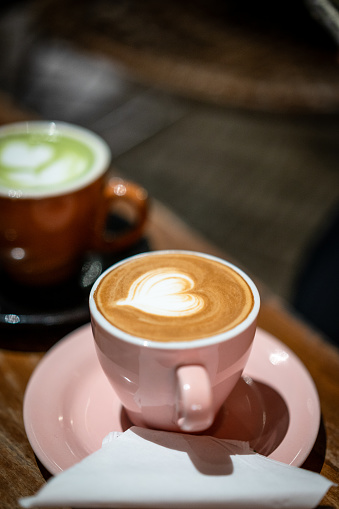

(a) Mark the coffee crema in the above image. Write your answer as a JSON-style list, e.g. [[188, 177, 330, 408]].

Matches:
[[0, 129, 99, 196], [94, 253, 254, 342]]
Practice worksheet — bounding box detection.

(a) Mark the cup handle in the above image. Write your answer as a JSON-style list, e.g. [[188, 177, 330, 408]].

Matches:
[[92, 177, 149, 252], [176, 365, 214, 432]]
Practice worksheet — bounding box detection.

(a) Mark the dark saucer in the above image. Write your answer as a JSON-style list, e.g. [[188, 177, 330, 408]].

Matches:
[[0, 215, 150, 350]]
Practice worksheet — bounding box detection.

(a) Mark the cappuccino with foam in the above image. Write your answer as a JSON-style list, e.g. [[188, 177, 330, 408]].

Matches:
[[94, 252, 254, 342]]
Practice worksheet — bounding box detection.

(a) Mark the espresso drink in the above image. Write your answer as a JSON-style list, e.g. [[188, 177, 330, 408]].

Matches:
[[94, 252, 254, 342], [0, 124, 106, 197]]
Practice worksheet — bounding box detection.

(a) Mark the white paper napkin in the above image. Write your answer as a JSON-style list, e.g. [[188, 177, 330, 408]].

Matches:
[[20, 426, 334, 508]]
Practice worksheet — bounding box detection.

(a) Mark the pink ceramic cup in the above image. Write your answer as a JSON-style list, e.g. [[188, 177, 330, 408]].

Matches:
[[89, 251, 260, 433]]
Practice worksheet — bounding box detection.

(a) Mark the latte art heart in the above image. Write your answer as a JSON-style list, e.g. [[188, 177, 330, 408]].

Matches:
[[117, 268, 204, 317], [94, 253, 254, 342], [1, 142, 54, 169]]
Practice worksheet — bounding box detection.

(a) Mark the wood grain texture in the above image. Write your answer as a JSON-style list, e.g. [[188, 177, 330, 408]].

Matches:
[[0, 351, 45, 507]]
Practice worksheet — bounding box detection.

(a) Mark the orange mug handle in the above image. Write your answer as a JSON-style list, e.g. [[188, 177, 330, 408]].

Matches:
[[92, 177, 149, 252]]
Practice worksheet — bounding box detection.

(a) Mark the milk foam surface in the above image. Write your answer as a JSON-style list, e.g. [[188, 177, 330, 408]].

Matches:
[[0, 132, 96, 195], [116, 268, 204, 317], [95, 253, 254, 342]]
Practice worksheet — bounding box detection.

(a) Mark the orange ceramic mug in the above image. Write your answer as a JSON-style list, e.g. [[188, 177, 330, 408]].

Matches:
[[0, 121, 149, 285]]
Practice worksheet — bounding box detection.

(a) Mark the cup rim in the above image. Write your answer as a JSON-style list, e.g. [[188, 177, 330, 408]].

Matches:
[[0, 120, 111, 198], [89, 250, 260, 350]]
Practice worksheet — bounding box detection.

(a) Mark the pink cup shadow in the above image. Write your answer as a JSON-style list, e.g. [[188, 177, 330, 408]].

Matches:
[[118, 375, 289, 457]]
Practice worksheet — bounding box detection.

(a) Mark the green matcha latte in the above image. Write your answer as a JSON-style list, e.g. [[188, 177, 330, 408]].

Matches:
[[0, 122, 110, 197]]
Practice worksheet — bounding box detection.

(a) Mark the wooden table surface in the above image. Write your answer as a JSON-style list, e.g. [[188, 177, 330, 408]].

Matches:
[[0, 93, 338, 508]]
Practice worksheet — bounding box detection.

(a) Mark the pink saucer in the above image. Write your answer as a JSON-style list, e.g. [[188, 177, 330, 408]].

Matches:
[[23, 324, 320, 475]]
